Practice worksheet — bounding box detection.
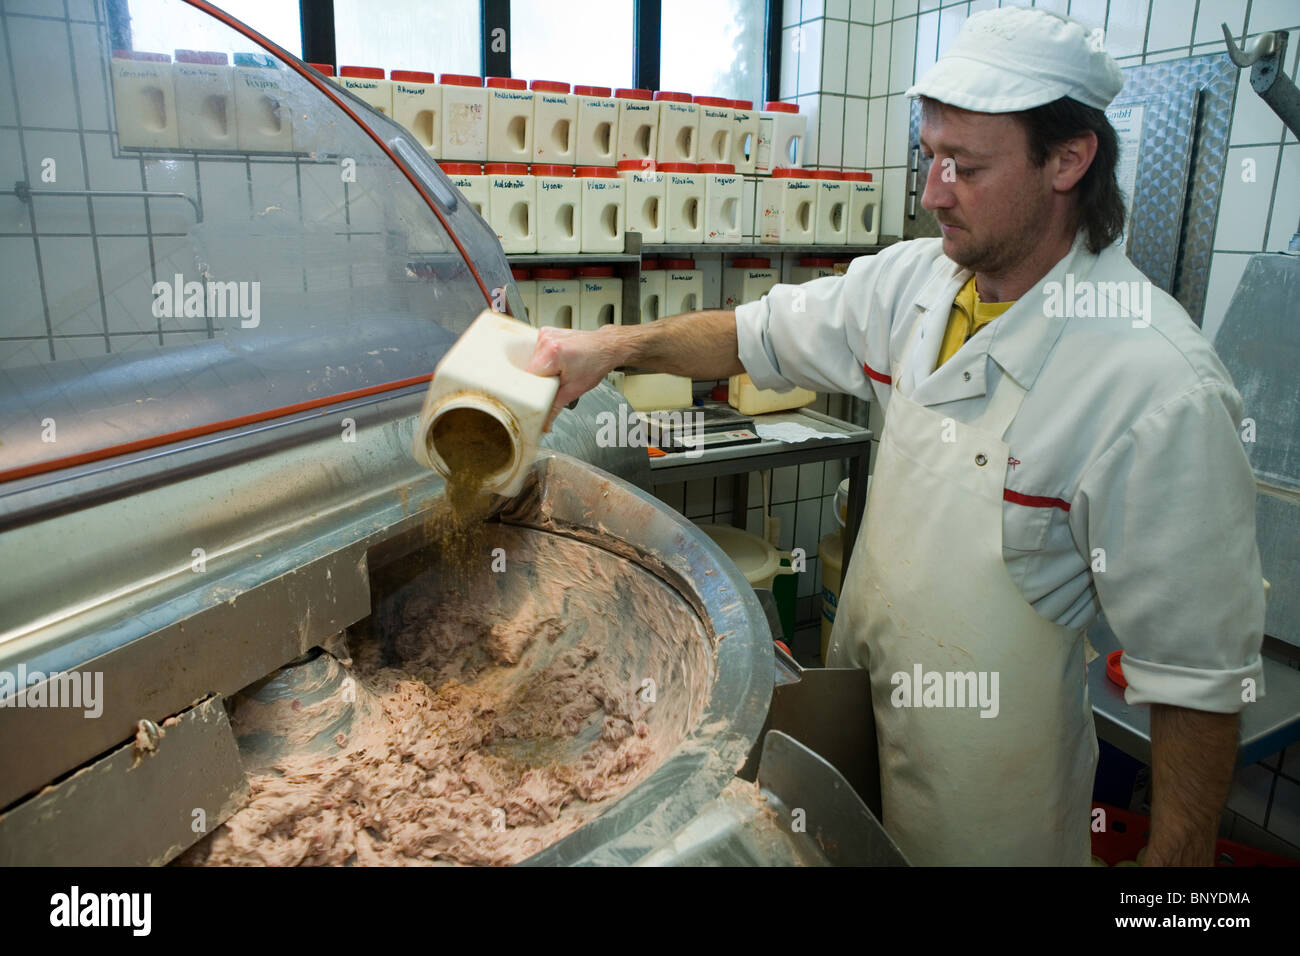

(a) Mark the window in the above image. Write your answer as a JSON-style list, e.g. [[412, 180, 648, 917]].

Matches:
[[510, 0, 634, 89], [659, 0, 766, 102], [334, 0, 480, 74], [129, 0, 304, 58]]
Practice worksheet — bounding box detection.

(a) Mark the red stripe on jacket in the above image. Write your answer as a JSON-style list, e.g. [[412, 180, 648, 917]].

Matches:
[[863, 362, 892, 385], [1004, 489, 1071, 512]]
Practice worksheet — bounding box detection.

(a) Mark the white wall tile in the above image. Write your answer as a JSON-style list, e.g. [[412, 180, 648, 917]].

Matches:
[[1202, 252, 1251, 344], [937, 2, 966, 56], [827, 0, 852, 19], [1034, 0, 1068, 14], [818, 94, 846, 166], [870, 21, 893, 95], [875, 0, 894, 22], [784, 0, 803, 28], [850, 0, 876, 23], [1143, 48, 1184, 63], [1104, 0, 1150, 58], [882, 165, 907, 236], [1145, 0, 1193, 50], [798, 93, 822, 164], [0, 238, 46, 338], [883, 92, 910, 166], [889, 15, 918, 92], [781, 26, 801, 99], [968, 0, 994, 12], [1248, 0, 1300, 32], [773, 465, 799, 503], [685, 477, 714, 517], [894, 0, 919, 15], [843, 97, 869, 167], [1230, 69, 1285, 145], [68, 0, 98, 19], [69, 21, 110, 132], [1068, 0, 1107, 30], [742, 178, 758, 236], [919, 0, 941, 10], [866, 97, 886, 165], [1194, 0, 1246, 45], [823, 18, 849, 94], [771, 502, 797, 550], [9, 16, 79, 130], [53, 336, 110, 362], [41, 237, 101, 334], [915, 10, 940, 81], [796, 496, 823, 566], [1267, 776, 1300, 848], [847, 23, 874, 96], [84, 132, 140, 189], [1214, 146, 1278, 250], [654, 480, 685, 512], [4, 0, 60, 15], [1265, 144, 1300, 252], [90, 196, 148, 234], [0, 134, 31, 233], [0, 22, 14, 127], [198, 160, 253, 222], [805, 0, 827, 20], [98, 236, 156, 336], [1226, 762, 1273, 825], [798, 20, 825, 95]]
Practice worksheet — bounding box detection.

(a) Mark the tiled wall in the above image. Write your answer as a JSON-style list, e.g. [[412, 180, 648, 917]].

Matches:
[[766, 0, 1300, 858]]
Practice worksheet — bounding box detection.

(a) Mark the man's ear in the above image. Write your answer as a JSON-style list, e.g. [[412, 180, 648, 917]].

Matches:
[[1050, 130, 1098, 193]]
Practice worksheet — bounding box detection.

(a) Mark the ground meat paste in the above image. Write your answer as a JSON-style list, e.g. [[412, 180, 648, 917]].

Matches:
[[180, 523, 711, 867]]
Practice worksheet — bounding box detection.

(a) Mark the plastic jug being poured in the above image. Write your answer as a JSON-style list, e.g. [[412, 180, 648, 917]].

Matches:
[[412, 310, 560, 508]]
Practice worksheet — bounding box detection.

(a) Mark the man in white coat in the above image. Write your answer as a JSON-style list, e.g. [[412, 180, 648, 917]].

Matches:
[[525, 6, 1265, 865]]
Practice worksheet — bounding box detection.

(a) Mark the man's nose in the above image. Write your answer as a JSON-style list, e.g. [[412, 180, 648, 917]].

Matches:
[[920, 158, 953, 212]]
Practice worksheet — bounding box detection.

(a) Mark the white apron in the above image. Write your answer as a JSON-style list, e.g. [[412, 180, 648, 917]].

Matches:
[[826, 323, 1098, 866]]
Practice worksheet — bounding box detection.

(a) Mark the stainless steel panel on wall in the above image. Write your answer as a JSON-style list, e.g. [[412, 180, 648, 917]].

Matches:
[[905, 54, 1236, 327]]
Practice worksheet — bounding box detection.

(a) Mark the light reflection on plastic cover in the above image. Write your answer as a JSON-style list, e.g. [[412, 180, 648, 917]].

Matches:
[[0, 0, 494, 485]]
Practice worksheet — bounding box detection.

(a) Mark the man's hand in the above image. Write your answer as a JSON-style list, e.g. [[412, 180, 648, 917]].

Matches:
[[525, 325, 624, 431], [1144, 703, 1239, 866]]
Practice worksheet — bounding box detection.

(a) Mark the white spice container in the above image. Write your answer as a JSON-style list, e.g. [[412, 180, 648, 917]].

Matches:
[[233, 52, 294, 151], [700, 162, 742, 244], [730, 98, 760, 175], [112, 50, 180, 149], [760, 168, 816, 244], [812, 169, 849, 245], [639, 258, 666, 322], [531, 79, 577, 165], [339, 65, 392, 116], [614, 87, 659, 164], [654, 90, 699, 165], [486, 76, 533, 163], [756, 100, 806, 173], [442, 162, 488, 218], [439, 73, 488, 161], [533, 163, 581, 254], [577, 165, 625, 253], [576, 265, 623, 331], [617, 160, 665, 245], [173, 50, 236, 150], [486, 161, 536, 253], [535, 267, 578, 329], [723, 257, 778, 309], [846, 171, 880, 245], [662, 257, 703, 318], [575, 84, 619, 167], [391, 69, 440, 154], [660, 162, 704, 244], [694, 95, 734, 166]]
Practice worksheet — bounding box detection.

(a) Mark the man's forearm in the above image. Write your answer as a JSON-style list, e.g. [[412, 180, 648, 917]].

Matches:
[[609, 309, 744, 380], [1145, 704, 1239, 866]]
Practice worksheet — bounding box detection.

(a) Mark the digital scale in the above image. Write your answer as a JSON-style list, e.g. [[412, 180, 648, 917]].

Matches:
[[635, 402, 762, 453]]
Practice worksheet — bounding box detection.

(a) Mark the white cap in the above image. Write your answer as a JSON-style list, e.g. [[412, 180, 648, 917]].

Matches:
[[904, 6, 1123, 113]]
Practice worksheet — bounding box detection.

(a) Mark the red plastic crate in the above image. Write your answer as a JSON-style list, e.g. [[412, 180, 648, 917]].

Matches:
[[1091, 802, 1299, 867]]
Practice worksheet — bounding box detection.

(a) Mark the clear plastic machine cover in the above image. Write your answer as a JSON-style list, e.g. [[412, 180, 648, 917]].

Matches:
[[0, 0, 515, 492]]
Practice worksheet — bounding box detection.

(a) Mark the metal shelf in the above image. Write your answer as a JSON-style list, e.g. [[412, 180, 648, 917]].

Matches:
[[505, 252, 641, 265], [649, 242, 892, 256]]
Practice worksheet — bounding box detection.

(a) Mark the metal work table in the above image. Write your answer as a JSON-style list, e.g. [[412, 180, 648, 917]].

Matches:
[[649, 407, 872, 574], [1086, 615, 1300, 767]]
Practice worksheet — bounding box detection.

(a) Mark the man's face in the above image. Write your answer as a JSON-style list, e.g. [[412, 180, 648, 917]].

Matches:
[[918, 101, 1056, 279]]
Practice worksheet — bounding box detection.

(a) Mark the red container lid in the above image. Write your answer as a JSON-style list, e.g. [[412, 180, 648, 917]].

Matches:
[[340, 65, 384, 79], [577, 265, 615, 277], [1106, 650, 1127, 689], [175, 49, 228, 65], [694, 95, 730, 107], [440, 73, 483, 86], [654, 90, 693, 103], [732, 257, 771, 268], [614, 87, 653, 100], [657, 162, 699, 173], [616, 159, 658, 171], [575, 84, 612, 96], [843, 171, 874, 182], [640, 258, 661, 269], [486, 76, 526, 89], [576, 165, 617, 178], [511, 267, 531, 280], [531, 79, 571, 93], [772, 167, 811, 178], [731, 98, 754, 110], [531, 164, 574, 177], [711, 382, 729, 402], [660, 258, 696, 269], [799, 257, 835, 267], [307, 62, 335, 76], [698, 162, 736, 174], [439, 162, 482, 175], [764, 100, 799, 113], [485, 162, 530, 175], [113, 50, 170, 62], [809, 169, 844, 180], [534, 267, 573, 280], [391, 69, 436, 83]]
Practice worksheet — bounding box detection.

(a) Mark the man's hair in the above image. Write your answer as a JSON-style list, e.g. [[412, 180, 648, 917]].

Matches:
[[1013, 97, 1125, 254]]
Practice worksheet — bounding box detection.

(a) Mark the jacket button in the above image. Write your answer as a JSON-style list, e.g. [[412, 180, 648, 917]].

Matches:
[[975, 453, 988, 466], [963, 371, 971, 381]]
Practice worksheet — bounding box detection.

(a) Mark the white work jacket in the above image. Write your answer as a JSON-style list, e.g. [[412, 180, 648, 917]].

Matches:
[[735, 233, 1266, 715]]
